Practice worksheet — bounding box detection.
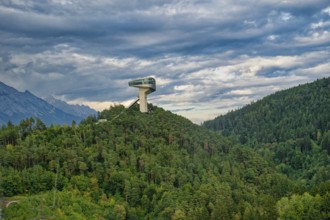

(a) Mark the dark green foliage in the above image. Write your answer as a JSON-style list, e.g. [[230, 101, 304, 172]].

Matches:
[[203, 77, 330, 189], [321, 131, 330, 155], [0, 104, 329, 218], [203, 77, 330, 144]]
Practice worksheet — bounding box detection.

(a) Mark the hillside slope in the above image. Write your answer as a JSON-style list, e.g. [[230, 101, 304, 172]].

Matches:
[[203, 77, 330, 144], [0, 81, 82, 125], [2, 106, 327, 219], [203, 77, 330, 190]]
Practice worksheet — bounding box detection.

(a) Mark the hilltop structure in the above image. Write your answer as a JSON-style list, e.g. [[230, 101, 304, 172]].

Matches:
[[128, 77, 156, 113]]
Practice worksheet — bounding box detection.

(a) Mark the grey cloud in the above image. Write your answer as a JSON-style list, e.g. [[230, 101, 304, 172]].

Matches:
[[0, 1, 325, 59], [0, 54, 18, 71], [171, 107, 195, 113], [0, 0, 329, 122]]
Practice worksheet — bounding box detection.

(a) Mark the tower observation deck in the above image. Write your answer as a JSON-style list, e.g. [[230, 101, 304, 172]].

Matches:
[[128, 77, 156, 113]]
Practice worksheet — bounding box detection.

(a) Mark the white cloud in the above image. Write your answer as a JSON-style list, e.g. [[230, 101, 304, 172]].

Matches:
[[280, 12, 293, 21], [311, 20, 330, 29], [228, 89, 253, 95], [322, 7, 330, 16], [267, 35, 278, 40], [294, 30, 330, 45]]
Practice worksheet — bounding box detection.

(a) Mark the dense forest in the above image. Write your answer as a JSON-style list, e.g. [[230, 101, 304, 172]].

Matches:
[[0, 102, 329, 219], [202, 77, 330, 217], [203, 77, 330, 145]]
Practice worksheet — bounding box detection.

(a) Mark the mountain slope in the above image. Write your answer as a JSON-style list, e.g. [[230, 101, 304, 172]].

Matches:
[[203, 77, 330, 144], [0, 81, 82, 125], [202, 77, 330, 189], [44, 95, 97, 118], [2, 105, 322, 219]]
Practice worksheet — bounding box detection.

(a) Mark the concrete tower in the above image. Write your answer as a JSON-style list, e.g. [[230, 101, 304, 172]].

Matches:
[[128, 77, 156, 112]]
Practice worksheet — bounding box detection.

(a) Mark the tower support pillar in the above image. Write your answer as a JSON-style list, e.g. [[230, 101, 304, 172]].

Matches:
[[139, 88, 149, 113]]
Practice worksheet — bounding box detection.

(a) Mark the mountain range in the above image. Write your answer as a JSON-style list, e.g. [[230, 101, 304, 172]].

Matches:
[[0, 81, 97, 126], [44, 95, 97, 119]]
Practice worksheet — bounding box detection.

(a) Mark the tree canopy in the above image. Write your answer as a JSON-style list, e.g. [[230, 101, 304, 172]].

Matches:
[[0, 93, 329, 218]]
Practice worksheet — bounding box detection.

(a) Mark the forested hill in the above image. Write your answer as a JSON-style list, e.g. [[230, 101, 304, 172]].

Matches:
[[1, 105, 328, 219], [203, 77, 330, 144], [202, 77, 330, 201]]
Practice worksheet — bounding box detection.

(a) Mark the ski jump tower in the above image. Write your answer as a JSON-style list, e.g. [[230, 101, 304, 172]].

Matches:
[[128, 77, 156, 113]]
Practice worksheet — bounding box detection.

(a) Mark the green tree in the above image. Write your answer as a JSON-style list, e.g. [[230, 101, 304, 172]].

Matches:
[[277, 193, 323, 220], [1, 169, 23, 196], [321, 131, 330, 154]]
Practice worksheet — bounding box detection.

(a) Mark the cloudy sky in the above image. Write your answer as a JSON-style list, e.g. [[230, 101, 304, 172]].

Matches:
[[0, 0, 329, 123]]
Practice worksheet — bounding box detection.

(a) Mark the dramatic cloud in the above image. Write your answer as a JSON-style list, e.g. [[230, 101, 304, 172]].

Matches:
[[0, 0, 329, 123]]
